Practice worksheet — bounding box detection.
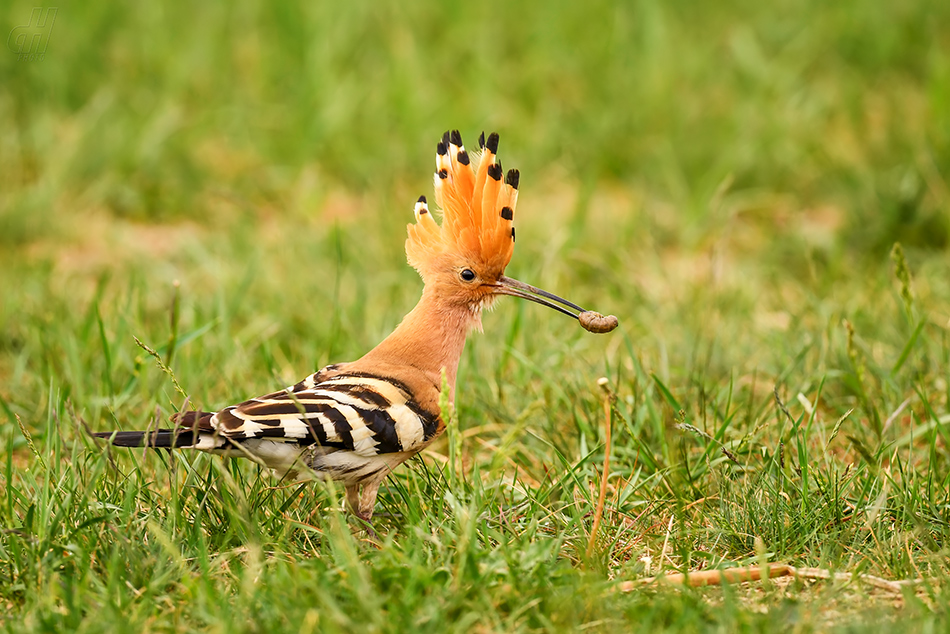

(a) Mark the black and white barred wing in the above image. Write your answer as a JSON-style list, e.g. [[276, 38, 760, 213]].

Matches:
[[211, 373, 442, 457]]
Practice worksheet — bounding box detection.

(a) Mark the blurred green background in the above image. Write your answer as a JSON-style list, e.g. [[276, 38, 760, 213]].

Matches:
[[3, 0, 950, 630], [4, 0, 948, 246]]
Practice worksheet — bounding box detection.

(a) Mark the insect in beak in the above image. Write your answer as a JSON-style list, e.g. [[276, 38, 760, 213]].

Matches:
[[493, 276, 619, 334]]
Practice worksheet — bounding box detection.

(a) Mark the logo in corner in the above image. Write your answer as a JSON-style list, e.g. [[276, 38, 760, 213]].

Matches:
[[8, 8, 57, 61]]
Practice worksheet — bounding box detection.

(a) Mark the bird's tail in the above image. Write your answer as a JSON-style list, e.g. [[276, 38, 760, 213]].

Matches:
[[91, 410, 216, 448], [91, 429, 199, 448]]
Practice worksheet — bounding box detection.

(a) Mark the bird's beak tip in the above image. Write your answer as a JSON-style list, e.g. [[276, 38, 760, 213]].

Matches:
[[497, 276, 617, 334]]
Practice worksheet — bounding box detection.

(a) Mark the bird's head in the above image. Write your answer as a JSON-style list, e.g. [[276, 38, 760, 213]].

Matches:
[[406, 131, 618, 334]]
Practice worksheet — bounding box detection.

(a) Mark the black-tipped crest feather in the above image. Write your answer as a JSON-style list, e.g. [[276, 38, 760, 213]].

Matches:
[[485, 132, 499, 154]]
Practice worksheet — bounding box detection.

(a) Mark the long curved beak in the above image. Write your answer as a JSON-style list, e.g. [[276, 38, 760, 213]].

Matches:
[[492, 275, 588, 321]]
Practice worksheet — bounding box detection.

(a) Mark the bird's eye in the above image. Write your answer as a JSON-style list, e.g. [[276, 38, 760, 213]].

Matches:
[[460, 268, 476, 282]]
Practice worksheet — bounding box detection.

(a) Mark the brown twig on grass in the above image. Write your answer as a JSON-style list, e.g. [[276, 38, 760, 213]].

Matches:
[[619, 563, 921, 594], [587, 377, 614, 558]]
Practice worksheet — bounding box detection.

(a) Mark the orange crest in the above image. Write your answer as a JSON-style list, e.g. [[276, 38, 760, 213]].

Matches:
[[406, 131, 519, 282]]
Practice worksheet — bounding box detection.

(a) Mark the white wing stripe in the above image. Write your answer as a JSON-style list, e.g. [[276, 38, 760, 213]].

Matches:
[[390, 403, 425, 450]]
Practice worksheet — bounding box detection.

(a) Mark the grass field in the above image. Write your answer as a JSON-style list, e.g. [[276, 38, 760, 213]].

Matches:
[[3, 0, 950, 631]]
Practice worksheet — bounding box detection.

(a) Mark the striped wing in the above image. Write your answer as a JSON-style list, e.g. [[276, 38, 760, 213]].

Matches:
[[208, 371, 442, 457]]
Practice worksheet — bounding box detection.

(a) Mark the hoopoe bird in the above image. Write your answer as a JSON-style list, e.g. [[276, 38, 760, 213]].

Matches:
[[94, 131, 617, 523]]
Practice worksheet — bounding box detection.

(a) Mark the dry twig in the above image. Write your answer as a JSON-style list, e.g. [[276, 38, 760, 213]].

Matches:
[[587, 378, 614, 558], [619, 563, 921, 594]]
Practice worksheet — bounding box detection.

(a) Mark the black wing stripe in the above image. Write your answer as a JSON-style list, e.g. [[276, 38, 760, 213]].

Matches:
[[322, 406, 354, 450], [408, 403, 441, 442], [355, 407, 402, 453]]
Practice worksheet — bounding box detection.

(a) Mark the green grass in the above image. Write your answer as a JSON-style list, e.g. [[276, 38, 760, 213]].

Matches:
[[3, 0, 950, 631]]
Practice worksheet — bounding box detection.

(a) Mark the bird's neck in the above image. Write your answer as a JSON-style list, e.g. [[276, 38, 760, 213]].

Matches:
[[358, 284, 476, 398]]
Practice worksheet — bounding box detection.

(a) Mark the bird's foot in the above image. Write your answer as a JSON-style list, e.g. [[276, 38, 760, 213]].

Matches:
[[351, 513, 378, 540]]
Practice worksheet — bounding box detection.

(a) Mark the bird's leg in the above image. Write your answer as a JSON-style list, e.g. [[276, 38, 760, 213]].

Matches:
[[357, 480, 381, 521], [343, 481, 381, 538], [344, 484, 361, 517]]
